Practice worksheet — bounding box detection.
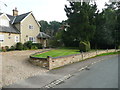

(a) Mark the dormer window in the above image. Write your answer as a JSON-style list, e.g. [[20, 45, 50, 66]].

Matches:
[[28, 25, 34, 30], [0, 19, 9, 27]]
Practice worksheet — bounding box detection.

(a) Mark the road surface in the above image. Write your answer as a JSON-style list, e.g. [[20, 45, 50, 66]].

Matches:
[[55, 55, 118, 88], [3, 55, 118, 88]]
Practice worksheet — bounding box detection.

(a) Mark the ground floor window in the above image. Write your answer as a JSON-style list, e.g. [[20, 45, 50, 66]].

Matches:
[[29, 37, 36, 43], [15, 36, 19, 42], [0, 35, 4, 42]]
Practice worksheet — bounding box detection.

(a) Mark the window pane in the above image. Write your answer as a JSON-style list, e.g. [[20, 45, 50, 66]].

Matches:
[[0, 35, 4, 42]]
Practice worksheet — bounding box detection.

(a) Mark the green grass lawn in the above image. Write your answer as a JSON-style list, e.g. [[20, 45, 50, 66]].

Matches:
[[32, 47, 120, 58], [33, 49, 80, 58], [96, 51, 120, 56]]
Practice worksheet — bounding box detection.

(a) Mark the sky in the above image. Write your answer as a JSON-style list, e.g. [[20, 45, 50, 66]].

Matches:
[[0, 0, 109, 22]]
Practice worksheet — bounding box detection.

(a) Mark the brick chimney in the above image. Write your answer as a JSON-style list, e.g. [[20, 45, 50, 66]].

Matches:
[[13, 7, 18, 16]]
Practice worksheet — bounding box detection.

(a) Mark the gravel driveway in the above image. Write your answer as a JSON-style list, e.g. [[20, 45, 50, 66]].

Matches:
[[1, 49, 49, 87]]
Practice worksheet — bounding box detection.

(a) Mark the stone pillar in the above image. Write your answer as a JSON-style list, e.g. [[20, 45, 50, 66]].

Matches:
[[96, 50, 98, 55], [107, 49, 108, 53], [81, 52, 84, 60], [47, 56, 52, 70]]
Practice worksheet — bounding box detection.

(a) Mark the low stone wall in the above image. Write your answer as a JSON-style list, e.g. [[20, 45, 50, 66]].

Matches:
[[29, 49, 119, 70], [29, 50, 50, 69], [29, 57, 49, 69]]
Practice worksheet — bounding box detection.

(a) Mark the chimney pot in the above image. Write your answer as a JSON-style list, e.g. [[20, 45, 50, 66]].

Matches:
[[13, 7, 18, 16]]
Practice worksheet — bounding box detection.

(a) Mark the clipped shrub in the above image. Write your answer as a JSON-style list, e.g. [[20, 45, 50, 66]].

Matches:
[[79, 41, 91, 52], [31, 45, 38, 50], [23, 44, 29, 50], [24, 41, 33, 49], [16, 42, 23, 50], [5, 46, 9, 51], [32, 43, 42, 49], [9, 46, 15, 51]]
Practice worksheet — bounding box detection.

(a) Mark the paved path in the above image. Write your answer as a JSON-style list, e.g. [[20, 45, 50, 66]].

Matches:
[[55, 55, 118, 88], [1, 49, 49, 87], [3, 54, 118, 88]]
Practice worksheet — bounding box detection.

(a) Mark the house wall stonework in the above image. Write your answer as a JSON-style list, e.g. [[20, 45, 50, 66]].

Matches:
[[0, 12, 46, 48], [0, 15, 8, 20], [20, 14, 40, 44], [0, 32, 20, 48], [29, 49, 119, 70]]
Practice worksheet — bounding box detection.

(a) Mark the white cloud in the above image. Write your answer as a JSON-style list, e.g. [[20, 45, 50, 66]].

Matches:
[[0, 0, 110, 22]]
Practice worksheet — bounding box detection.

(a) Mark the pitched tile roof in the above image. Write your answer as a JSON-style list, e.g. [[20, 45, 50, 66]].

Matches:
[[0, 25, 20, 34], [14, 12, 31, 23], [0, 12, 30, 34], [37, 32, 51, 39], [6, 12, 31, 24], [6, 14, 15, 23]]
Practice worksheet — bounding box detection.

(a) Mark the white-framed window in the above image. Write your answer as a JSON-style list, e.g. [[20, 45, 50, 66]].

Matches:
[[0, 35, 4, 42], [0, 19, 9, 27], [29, 37, 36, 43], [15, 36, 19, 42], [28, 25, 34, 30]]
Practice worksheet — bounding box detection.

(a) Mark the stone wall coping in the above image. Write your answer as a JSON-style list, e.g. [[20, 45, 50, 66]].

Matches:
[[30, 49, 51, 60], [30, 56, 47, 60]]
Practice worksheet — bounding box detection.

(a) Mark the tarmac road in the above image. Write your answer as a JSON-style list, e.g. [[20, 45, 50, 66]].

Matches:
[[55, 55, 118, 88]]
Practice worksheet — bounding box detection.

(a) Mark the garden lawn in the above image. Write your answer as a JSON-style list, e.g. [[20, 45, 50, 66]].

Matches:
[[33, 49, 80, 58]]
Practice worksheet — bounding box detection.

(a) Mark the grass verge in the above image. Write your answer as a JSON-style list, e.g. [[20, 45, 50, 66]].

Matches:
[[96, 51, 120, 57]]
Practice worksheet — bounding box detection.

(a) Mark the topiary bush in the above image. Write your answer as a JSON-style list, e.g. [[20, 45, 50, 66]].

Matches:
[[31, 45, 38, 50], [9, 46, 15, 51], [23, 44, 29, 50], [32, 43, 42, 49], [79, 41, 91, 52], [5, 46, 9, 51], [24, 41, 33, 49], [16, 42, 23, 50]]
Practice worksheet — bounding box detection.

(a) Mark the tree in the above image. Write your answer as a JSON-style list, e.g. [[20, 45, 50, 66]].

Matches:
[[116, 2, 120, 48], [91, 2, 118, 49], [49, 21, 61, 36], [63, 2, 98, 47], [39, 20, 49, 33], [39, 20, 61, 37]]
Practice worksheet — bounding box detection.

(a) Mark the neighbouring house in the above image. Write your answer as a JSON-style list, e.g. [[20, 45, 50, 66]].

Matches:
[[0, 8, 50, 49]]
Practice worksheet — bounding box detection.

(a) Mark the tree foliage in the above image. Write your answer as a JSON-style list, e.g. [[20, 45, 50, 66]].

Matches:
[[39, 1, 120, 49], [91, 2, 120, 49], [63, 2, 98, 47], [39, 20, 61, 37]]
